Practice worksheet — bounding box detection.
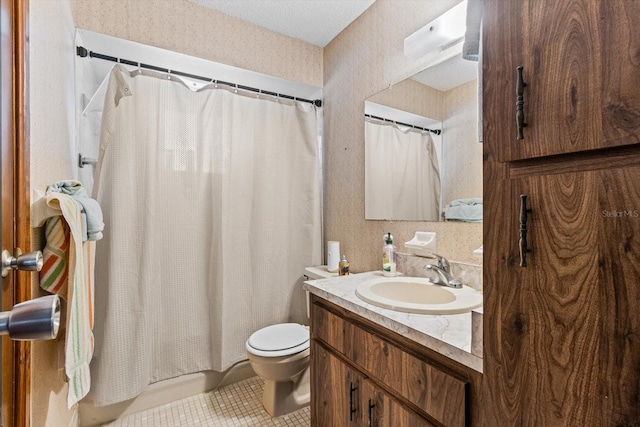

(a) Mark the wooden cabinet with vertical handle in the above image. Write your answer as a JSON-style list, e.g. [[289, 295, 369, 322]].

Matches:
[[487, 0, 640, 162], [361, 378, 434, 427], [484, 165, 640, 424], [311, 341, 436, 427], [312, 340, 366, 425], [483, 0, 640, 423]]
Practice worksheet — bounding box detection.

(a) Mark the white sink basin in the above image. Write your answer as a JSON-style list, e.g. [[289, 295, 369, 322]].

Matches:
[[355, 277, 482, 315]]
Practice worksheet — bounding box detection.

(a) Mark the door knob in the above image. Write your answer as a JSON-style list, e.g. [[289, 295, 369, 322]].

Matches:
[[2, 249, 43, 277], [0, 295, 61, 340]]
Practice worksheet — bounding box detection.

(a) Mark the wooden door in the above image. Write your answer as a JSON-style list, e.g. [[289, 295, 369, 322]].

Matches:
[[1, 0, 30, 425], [361, 379, 434, 427], [311, 341, 365, 426], [483, 165, 640, 425], [485, 0, 640, 162]]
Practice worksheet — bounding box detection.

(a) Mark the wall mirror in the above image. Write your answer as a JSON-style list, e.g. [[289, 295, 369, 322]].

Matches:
[[364, 2, 482, 222]]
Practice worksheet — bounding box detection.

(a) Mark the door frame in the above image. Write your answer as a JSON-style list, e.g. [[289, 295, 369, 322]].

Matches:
[[2, 0, 31, 425]]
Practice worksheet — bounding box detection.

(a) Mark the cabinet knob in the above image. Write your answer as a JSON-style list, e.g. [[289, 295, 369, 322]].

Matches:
[[516, 66, 528, 140]]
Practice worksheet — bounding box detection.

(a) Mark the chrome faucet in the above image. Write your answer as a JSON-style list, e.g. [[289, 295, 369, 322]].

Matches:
[[424, 253, 463, 289]]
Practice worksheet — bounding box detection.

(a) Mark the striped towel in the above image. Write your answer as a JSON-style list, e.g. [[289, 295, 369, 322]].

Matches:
[[40, 216, 70, 294], [39, 193, 97, 407]]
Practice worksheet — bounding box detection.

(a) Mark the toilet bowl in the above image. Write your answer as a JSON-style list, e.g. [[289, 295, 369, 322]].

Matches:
[[246, 323, 311, 417], [246, 266, 337, 417]]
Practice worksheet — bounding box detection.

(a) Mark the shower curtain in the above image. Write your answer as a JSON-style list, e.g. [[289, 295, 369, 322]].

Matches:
[[86, 65, 322, 406], [365, 119, 441, 220]]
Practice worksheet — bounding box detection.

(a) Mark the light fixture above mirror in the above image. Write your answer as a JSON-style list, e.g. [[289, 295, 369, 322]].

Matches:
[[404, 0, 468, 60]]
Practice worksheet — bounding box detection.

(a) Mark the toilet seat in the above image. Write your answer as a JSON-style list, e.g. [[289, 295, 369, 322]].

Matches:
[[246, 323, 310, 358]]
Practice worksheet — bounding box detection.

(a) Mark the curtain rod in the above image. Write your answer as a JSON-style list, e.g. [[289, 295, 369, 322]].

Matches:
[[76, 46, 322, 107], [365, 114, 441, 135]]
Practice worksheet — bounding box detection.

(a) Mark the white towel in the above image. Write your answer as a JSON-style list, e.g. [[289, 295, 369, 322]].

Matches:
[[462, 0, 482, 61], [41, 193, 96, 407]]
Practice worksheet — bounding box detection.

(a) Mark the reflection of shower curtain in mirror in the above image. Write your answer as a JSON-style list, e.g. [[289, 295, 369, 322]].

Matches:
[[365, 120, 441, 221], [86, 65, 322, 406]]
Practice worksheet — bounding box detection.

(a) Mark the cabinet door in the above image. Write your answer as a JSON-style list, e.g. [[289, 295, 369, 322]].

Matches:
[[311, 341, 365, 426], [483, 166, 640, 425], [361, 379, 434, 427], [484, 0, 640, 161]]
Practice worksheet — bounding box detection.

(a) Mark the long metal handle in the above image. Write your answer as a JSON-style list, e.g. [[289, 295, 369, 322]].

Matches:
[[349, 383, 357, 421], [368, 398, 376, 427], [519, 194, 532, 267], [516, 66, 528, 140]]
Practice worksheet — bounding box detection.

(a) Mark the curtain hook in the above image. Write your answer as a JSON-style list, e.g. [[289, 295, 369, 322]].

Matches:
[[137, 63, 142, 74], [234, 83, 238, 94]]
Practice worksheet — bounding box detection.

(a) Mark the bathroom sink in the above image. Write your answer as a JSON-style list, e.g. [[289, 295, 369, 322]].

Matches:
[[355, 277, 482, 315]]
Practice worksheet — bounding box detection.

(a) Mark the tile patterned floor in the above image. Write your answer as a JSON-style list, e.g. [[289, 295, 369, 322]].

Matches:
[[101, 377, 310, 427]]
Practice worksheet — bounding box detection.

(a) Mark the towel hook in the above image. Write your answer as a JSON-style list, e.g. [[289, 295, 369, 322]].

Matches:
[[78, 153, 97, 169]]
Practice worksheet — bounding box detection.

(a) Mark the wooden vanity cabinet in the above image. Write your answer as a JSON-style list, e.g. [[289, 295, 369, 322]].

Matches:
[[361, 377, 434, 427], [310, 296, 481, 426], [312, 342, 433, 427], [312, 341, 367, 425]]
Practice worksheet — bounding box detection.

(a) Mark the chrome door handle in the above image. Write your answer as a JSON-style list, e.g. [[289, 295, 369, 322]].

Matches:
[[0, 295, 61, 340], [2, 249, 43, 277]]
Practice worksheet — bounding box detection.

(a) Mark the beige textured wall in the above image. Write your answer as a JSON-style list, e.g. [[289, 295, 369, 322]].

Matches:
[[30, 1, 78, 426], [323, 0, 482, 270], [442, 79, 483, 205], [71, 0, 323, 87], [367, 78, 444, 121]]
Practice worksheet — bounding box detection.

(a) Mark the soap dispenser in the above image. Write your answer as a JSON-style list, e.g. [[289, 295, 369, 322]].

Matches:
[[382, 233, 397, 277]]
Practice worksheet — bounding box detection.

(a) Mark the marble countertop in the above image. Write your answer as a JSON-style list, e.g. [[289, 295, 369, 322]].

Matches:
[[304, 271, 483, 373]]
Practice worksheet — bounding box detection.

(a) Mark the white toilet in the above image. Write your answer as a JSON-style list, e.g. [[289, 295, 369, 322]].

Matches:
[[246, 266, 336, 417]]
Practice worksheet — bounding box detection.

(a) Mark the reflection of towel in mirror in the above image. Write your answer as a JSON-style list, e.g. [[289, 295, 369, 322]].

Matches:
[[445, 198, 483, 222], [47, 180, 104, 241], [449, 198, 482, 207], [462, 0, 482, 61], [461, 0, 483, 143]]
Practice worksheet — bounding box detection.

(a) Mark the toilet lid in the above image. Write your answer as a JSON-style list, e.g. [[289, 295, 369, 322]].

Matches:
[[248, 323, 309, 352]]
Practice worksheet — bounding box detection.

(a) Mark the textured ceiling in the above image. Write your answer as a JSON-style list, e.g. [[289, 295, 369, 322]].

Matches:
[[188, 0, 376, 47]]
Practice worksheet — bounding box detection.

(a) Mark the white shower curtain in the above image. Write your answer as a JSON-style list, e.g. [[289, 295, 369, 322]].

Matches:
[[365, 119, 441, 221], [86, 65, 322, 406]]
